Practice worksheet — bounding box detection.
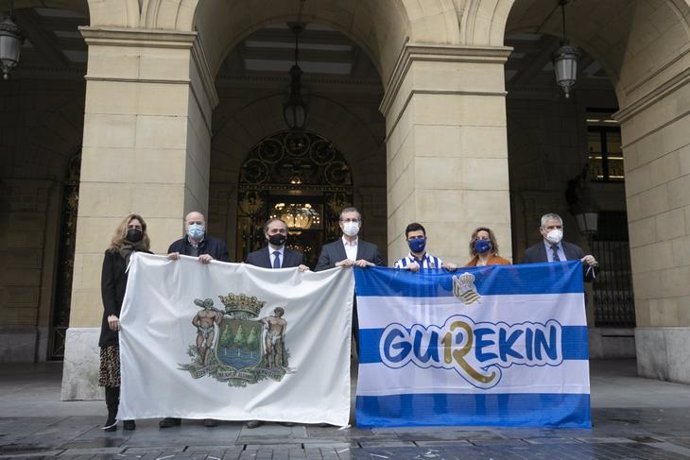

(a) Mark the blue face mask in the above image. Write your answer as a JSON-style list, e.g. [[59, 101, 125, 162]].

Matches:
[[408, 237, 426, 253], [187, 223, 205, 240], [474, 239, 492, 254]]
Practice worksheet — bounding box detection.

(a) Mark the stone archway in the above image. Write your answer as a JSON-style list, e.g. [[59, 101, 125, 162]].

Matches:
[[502, 0, 690, 381]]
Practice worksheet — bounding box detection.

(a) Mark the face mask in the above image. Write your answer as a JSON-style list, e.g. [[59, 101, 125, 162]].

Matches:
[[474, 239, 492, 254], [268, 234, 287, 246], [342, 221, 360, 237], [545, 229, 563, 245], [126, 228, 143, 243], [187, 223, 205, 240], [408, 238, 426, 253]]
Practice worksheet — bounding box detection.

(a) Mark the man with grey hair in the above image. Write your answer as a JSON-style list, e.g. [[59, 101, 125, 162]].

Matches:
[[521, 212, 598, 281]]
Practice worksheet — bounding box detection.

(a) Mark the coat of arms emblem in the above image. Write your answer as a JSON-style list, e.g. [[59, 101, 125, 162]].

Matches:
[[452, 272, 481, 305], [179, 293, 292, 386]]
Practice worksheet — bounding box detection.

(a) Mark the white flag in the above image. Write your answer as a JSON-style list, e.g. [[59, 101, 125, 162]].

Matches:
[[118, 253, 353, 426]]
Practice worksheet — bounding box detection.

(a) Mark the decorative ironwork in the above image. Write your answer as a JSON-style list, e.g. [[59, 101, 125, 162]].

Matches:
[[237, 131, 353, 267], [49, 152, 80, 360], [591, 211, 635, 327]]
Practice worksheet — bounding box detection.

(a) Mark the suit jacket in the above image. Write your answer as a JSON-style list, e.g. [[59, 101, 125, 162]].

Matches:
[[521, 240, 596, 281], [246, 246, 305, 268], [315, 238, 384, 272]]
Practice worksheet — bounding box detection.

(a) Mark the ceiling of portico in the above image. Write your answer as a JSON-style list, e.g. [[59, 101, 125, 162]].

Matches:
[[4, 0, 688, 107], [4, 5, 88, 77], [192, 0, 409, 85], [4, 2, 613, 96], [216, 22, 380, 82], [506, 0, 690, 105]]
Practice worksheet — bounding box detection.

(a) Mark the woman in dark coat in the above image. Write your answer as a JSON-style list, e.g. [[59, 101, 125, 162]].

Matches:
[[99, 213, 151, 432]]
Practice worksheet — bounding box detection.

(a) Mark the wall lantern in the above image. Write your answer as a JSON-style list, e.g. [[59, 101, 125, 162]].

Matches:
[[566, 165, 599, 240], [553, 0, 578, 98], [283, 23, 308, 131], [0, 2, 25, 80]]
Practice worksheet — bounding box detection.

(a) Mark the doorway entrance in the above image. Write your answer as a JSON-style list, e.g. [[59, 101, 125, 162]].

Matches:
[[236, 130, 353, 268]]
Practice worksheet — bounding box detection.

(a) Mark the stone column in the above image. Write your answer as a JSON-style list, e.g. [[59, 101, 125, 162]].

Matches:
[[619, 73, 690, 384], [61, 28, 218, 400], [380, 45, 513, 265]]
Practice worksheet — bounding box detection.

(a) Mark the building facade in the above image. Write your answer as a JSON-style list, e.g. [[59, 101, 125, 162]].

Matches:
[[0, 0, 688, 399]]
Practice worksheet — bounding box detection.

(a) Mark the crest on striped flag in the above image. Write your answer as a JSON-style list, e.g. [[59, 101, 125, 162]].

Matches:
[[452, 272, 481, 305]]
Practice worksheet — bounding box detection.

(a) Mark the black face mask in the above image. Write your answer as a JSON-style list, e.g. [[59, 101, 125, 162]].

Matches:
[[126, 228, 143, 243], [268, 234, 287, 246]]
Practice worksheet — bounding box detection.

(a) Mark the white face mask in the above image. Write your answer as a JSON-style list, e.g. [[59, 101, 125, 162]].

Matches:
[[545, 228, 563, 245], [342, 221, 360, 237], [186, 223, 205, 240]]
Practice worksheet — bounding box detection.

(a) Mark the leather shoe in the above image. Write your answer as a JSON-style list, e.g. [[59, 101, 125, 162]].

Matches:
[[123, 420, 136, 431], [159, 417, 181, 428], [203, 418, 218, 427], [245, 420, 264, 429]]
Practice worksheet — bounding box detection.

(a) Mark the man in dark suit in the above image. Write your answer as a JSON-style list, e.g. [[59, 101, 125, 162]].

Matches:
[[315, 206, 384, 359], [521, 212, 598, 281], [244, 218, 306, 429], [315, 207, 384, 271], [246, 218, 308, 270]]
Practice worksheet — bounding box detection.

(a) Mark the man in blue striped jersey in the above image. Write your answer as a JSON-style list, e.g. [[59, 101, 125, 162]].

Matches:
[[394, 222, 457, 272]]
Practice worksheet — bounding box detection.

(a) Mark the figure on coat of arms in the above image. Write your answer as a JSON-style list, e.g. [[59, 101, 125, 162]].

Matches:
[[260, 307, 288, 368], [192, 298, 224, 365]]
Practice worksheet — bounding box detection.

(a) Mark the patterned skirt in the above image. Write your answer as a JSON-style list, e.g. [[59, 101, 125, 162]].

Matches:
[[98, 345, 120, 387]]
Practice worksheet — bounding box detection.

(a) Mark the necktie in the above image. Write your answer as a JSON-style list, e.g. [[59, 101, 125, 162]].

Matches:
[[551, 244, 561, 262], [272, 250, 281, 269]]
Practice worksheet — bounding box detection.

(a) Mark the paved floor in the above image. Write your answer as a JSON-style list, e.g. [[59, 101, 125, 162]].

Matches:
[[2, 359, 690, 459]]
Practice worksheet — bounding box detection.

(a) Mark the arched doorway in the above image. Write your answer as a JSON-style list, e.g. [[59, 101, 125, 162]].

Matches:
[[208, 21, 387, 267], [503, 10, 635, 356], [236, 130, 354, 268]]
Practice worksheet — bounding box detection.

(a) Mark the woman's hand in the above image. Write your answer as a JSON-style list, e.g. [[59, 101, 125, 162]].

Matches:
[[107, 315, 120, 331]]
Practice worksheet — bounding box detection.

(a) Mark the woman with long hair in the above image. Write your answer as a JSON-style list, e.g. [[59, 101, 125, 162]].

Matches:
[[99, 213, 151, 432], [464, 227, 510, 266]]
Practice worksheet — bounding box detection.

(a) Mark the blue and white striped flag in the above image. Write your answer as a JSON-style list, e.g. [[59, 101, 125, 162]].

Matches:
[[354, 261, 591, 428]]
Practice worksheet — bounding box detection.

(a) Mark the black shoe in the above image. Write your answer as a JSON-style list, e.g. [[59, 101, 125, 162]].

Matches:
[[203, 418, 218, 427], [279, 422, 295, 427], [102, 413, 117, 432], [245, 420, 263, 429], [159, 417, 181, 428], [123, 420, 136, 431]]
